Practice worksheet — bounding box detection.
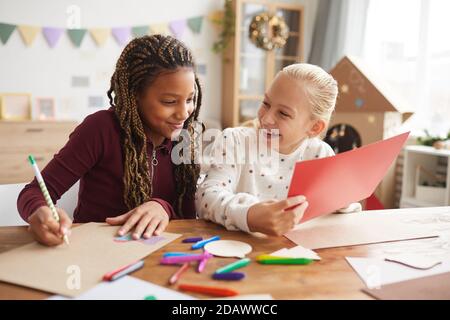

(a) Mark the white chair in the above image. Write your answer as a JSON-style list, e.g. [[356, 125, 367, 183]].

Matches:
[[0, 182, 79, 226]]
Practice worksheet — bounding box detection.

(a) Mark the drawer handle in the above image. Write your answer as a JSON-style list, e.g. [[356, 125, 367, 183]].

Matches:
[[26, 128, 44, 133]]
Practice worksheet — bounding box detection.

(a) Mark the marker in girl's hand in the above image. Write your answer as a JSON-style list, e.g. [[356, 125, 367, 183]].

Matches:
[[28, 155, 70, 245]]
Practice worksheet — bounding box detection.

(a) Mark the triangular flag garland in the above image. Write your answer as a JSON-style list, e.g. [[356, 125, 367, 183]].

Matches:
[[150, 23, 171, 36], [89, 28, 110, 46], [42, 27, 64, 48], [187, 16, 203, 34], [169, 19, 187, 39], [132, 25, 150, 38], [67, 28, 87, 47], [0, 23, 16, 44], [17, 25, 40, 47], [111, 27, 131, 46], [0, 13, 215, 48]]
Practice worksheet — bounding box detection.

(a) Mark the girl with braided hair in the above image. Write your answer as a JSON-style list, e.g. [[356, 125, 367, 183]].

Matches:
[[17, 35, 202, 246]]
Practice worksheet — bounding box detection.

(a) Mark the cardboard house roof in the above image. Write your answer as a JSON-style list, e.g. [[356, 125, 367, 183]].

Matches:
[[330, 56, 412, 113]]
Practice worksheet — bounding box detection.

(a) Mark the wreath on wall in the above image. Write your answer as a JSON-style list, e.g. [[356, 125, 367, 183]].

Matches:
[[249, 12, 289, 51]]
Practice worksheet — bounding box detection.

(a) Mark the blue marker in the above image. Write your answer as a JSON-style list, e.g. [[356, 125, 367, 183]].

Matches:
[[191, 236, 220, 250], [182, 237, 203, 243], [163, 252, 198, 258]]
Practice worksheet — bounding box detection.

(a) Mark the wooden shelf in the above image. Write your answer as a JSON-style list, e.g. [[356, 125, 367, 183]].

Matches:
[[221, 0, 304, 128]]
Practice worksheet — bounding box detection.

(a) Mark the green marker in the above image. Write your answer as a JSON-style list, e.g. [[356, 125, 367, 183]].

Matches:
[[215, 258, 251, 274], [256, 255, 313, 265], [28, 155, 69, 245]]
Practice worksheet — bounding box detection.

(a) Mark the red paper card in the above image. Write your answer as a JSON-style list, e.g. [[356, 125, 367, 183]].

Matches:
[[288, 132, 409, 223]]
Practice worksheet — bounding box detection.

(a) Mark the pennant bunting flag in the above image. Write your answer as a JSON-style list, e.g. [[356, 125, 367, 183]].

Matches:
[[111, 27, 131, 46], [131, 25, 150, 38], [1, 13, 208, 49], [187, 16, 203, 34], [149, 23, 171, 36], [17, 25, 40, 46], [0, 23, 16, 44], [42, 27, 64, 48], [90, 28, 109, 46], [67, 28, 87, 47], [169, 19, 187, 39]]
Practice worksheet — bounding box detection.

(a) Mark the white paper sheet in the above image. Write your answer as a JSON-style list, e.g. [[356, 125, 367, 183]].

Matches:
[[346, 257, 450, 288], [270, 245, 321, 260], [48, 276, 196, 300]]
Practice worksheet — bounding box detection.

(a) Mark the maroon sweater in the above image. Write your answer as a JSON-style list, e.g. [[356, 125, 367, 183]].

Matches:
[[17, 108, 196, 223]]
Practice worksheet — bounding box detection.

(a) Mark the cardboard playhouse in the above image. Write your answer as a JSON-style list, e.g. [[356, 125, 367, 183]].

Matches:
[[324, 56, 413, 209]]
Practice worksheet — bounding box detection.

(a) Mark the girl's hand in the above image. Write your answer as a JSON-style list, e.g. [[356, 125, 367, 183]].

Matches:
[[106, 201, 169, 239], [247, 195, 308, 236], [28, 206, 72, 246]]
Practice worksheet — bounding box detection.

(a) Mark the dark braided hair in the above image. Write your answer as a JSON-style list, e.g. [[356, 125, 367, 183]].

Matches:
[[107, 35, 202, 216]]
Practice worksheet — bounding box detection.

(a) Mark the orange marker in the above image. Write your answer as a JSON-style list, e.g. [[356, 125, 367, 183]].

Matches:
[[178, 284, 239, 297], [169, 263, 189, 285]]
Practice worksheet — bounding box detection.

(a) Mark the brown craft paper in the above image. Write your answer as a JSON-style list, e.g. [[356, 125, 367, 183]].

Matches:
[[0, 223, 180, 297]]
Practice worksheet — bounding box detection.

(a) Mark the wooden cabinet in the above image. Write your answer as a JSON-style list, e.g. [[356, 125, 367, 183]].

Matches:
[[221, 0, 305, 128], [0, 121, 78, 184]]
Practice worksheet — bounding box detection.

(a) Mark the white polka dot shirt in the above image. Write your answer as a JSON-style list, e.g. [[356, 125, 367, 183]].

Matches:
[[196, 127, 358, 233]]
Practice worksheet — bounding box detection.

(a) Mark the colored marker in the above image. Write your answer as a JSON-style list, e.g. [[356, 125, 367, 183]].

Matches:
[[256, 255, 313, 265], [28, 155, 69, 245], [197, 255, 211, 273], [169, 263, 189, 285], [182, 237, 203, 243], [191, 236, 220, 250], [163, 252, 197, 258], [213, 272, 245, 281], [160, 252, 212, 265], [103, 260, 144, 281], [144, 295, 157, 300], [215, 258, 251, 274], [178, 284, 239, 297]]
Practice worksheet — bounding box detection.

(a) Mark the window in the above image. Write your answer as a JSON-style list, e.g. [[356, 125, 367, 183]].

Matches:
[[362, 0, 450, 136]]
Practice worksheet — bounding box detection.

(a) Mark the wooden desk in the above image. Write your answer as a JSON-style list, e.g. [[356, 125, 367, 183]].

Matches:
[[1, 207, 449, 300]]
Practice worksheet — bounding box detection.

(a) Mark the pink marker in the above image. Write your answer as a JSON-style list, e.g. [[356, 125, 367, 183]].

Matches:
[[160, 252, 212, 265], [169, 263, 189, 285], [197, 258, 208, 273]]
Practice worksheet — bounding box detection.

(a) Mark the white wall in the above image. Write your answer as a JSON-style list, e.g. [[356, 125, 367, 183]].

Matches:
[[0, 0, 318, 123]]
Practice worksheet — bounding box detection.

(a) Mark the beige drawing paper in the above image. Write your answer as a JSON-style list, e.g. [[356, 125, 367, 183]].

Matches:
[[0, 223, 181, 297], [284, 209, 441, 250]]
